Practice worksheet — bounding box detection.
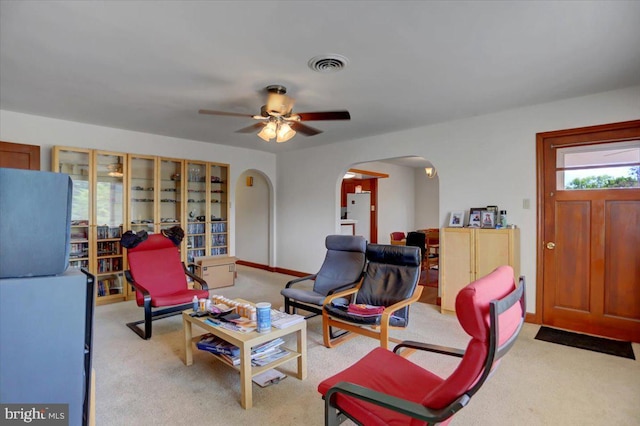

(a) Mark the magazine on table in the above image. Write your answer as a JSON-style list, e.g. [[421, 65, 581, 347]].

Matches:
[[196, 333, 240, 356], [270, 309, 305, 328], [251, 348, 289, 366], [199, 336, 288, 367]]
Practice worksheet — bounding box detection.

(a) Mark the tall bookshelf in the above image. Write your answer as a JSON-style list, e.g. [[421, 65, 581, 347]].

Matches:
[[55, 148, 92, 272], [53, 146, 229, 305], [94, 151, 126, 302], [185, 161, 229, 264], [209, 163, 228, 256]]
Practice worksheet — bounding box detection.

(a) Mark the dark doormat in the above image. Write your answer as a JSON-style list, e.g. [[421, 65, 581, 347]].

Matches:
[[535, 326, 635, 360]]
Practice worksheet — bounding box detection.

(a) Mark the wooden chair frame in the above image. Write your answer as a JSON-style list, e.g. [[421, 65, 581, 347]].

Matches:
[[322, 279, 424, 350], [322, 276, 525, 426]]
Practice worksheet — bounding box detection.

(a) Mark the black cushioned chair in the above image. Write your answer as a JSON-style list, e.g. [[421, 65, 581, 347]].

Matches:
[[406, 231, 427, 267], [322, 244, 422, 349], [281, 235, 367, 318]]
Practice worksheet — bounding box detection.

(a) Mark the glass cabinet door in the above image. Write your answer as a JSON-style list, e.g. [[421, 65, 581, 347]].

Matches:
[[95, 152, 126, 300], [129, 155, 156, 234], [185, 161, 207, 263], [54, 148, 91, 271], [209, 163, 228, 255], [159, 158, 183, 232]]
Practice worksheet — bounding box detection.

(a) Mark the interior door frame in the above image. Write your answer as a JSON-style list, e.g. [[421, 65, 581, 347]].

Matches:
[[0, 140, 41, 170], [534, 119, 640, 324], [341, 177, 379, 243]]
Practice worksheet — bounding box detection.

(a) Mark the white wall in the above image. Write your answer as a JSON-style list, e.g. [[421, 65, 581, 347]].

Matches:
[[348, 160, 440, 243], [3, 86, 639, 314], [354, 161, 415, 244], [235, 170, 270, 266], [0, 110, 278, 258], [276, 85, 640, 313], [414, 169, 439, 229]]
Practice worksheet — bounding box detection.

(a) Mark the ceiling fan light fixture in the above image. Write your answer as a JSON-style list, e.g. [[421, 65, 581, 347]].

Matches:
[[266, 93, 294, 116], [200, 83, 349, 144], [257, 122, 277, 141], [276, 122, 296, 143], [344, 172, 356, 179]]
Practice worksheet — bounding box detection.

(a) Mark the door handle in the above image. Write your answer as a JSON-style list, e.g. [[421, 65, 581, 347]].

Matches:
[[546, 242, 556, 250]]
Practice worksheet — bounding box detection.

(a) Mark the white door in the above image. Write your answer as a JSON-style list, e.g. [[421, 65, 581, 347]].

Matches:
[[347, 193, 371, 242]]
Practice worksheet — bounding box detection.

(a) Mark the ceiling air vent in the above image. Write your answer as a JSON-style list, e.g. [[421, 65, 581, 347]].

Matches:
[[308, 54, 349, 73]]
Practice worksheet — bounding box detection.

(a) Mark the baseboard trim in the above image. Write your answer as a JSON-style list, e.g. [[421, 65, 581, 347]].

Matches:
[[525, 312, 540, 324], [236, 260, 274, 271], [236, 260, 310, 278]]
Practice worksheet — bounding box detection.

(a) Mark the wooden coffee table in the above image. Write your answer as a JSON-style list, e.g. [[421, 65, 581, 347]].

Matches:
[[182, 301, 307, 409]]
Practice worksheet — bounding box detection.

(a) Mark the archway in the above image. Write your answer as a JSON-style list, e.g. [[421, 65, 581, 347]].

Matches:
[[339, 156, 440, 244], [339, 156, 440, 305], [235, 169, 274, 268]]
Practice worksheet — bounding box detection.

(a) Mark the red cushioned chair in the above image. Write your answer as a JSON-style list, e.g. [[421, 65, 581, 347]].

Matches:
[[318, 265, 525, 426], [390, 232, 406, 245], [125, 234, 209, 339]]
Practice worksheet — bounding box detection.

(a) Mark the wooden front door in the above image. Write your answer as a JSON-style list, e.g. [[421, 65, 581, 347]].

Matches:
[[537, 120, 640, 342], [0, 141, 40, 170]]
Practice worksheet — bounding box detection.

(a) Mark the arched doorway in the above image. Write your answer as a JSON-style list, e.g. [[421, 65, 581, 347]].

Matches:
[[340, 157, 440, 244], [339, 157, 440, 305], [235, 169, 274, 268]]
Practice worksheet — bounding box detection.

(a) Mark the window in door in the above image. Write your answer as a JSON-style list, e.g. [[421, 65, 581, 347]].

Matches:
[[556, 140, 640, 190]]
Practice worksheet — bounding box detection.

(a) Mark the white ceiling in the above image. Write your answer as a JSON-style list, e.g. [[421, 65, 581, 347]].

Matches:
[[1, 1, 640, 155]]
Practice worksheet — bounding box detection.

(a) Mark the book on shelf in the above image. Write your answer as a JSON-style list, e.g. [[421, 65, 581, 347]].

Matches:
[[198, 335, 288, 367], [219, 353, 240, 366], [251, 338, 285, 359], [196, 333, 240, 356], [270, 310, 305, 329], [251, 348, 289, 367]]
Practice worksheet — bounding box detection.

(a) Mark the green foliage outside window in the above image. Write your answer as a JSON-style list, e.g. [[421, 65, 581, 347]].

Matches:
[[566, 167, 639, 189]]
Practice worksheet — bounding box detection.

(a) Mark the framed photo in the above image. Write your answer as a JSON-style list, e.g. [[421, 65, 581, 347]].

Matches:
[[481, 210, 496, 228], [486, 205, 499, 222], [468, 207, 484, 226], [448, 210, 465, 227], [468, 211, 481, 228]]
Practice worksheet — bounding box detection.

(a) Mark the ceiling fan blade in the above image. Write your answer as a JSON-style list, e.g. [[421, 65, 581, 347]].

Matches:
[[235, 122, 266, 133], [199, 109, 255, 119], [296, 110, 351, 121], [290, 121, 323, 136]]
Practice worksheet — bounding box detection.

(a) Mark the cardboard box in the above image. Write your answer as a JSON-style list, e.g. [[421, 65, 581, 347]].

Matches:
[[194, 256, 237, 289]]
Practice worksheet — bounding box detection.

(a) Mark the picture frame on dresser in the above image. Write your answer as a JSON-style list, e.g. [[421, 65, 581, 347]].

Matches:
[[469, 207, 486, 228], [468, 211, 482, 228], [481, 210, 496, 228], [448, 211, 465, 227]]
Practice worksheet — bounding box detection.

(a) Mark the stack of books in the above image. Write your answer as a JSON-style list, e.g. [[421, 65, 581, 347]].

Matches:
[[196, 334, 241, 365], [196, 334, 289, 367], [270, 310, 305, 329], [251, 337, 288, 366]]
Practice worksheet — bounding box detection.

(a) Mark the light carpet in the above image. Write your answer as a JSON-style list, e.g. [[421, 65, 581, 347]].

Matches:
[[93, 265, 640, 425]]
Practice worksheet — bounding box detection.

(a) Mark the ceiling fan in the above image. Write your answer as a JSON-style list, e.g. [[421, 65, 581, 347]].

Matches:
[[199, 85, 351, 143]]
